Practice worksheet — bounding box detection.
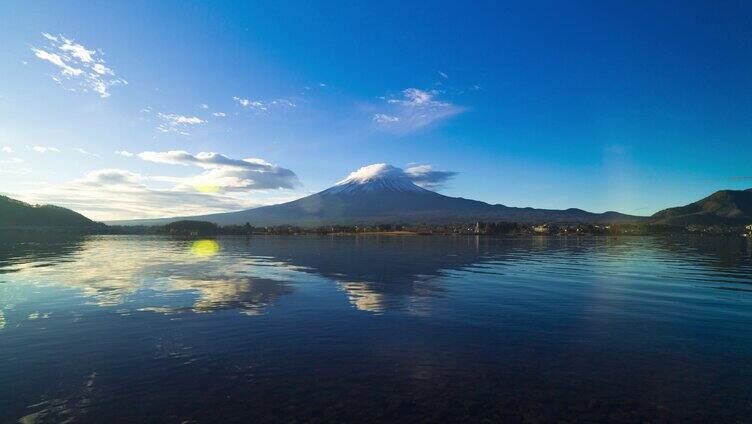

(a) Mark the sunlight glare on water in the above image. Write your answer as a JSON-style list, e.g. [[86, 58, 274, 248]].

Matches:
[[190, 239, 220, 257]]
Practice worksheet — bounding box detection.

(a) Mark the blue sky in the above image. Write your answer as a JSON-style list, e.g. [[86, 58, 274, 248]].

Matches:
[[1, 0, 751, 220]]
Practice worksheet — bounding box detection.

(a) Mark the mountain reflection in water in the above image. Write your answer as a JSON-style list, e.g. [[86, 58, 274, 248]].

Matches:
[[1, 234, 751, 422]]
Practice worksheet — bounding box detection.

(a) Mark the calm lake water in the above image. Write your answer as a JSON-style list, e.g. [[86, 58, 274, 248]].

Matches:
[[1, 234, 751, 423]]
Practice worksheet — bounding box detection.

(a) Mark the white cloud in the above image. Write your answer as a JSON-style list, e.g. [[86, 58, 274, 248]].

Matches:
[[137, 150, 300, 192], [0, 157, 24, 164], [372, 114, 399, 124], [269, 99, 296, 107], [373, 88, 463, 133], [31, 33, 126, 98], [85, 168, 141, 185], [233, 96, 296, 113], [41, 32, 58, 42], [11, 168, 263, 221], [59, 38, 95, 63], [0, 146, 26, 170], [212, 112, 226, 117], [439, 71, 448, 79], [115, 150, 134, 157], [33, 49, 82, 76], [91, 63, 112, 75], [199, 103, 209, 109], [0, 166, 30, 175], [74, 148, 100, 157], [233, 96, 264, 111], [156, 113, 207, 135], [10, 150, 301, 220], [404, 164, 457, 190], [388, 88, 441, 107], [90, 80, 107, 97], [32, 146, 60, 153], [159, 114, 205, 125], [233, 96, 251, 107]]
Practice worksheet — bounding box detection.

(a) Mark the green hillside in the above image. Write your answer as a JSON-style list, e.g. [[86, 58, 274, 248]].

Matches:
[[651, 189, 752, 226], [0, 195, 97, 228]]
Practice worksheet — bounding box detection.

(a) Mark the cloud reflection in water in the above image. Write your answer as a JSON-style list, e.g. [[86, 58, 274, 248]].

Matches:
[[0, 236, 300, 316]]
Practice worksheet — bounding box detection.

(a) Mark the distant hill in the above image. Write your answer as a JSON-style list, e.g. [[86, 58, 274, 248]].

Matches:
[[651, 189, 752, 226], [0, 195, 96, 228], [113, 164, 643, 227], [162, 220, 219, 235]]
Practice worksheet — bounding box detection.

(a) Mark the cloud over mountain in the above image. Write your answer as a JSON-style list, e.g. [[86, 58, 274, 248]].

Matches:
[[137, 151, 300, 192], [404, 164, 458, 190], [338, 163, 456, 191]]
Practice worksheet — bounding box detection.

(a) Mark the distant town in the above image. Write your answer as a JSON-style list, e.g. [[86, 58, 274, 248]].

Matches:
[[96, 220, 752, 237]]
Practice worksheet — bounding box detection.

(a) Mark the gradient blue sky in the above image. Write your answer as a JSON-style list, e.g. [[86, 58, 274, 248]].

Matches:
[[1, 1, 751, 220]]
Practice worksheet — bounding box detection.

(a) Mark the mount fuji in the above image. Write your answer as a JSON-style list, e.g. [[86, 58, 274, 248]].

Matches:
[[114, 164, 642, 226]]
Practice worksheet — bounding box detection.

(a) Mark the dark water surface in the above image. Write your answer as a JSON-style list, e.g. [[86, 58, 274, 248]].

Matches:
[[1, 234, 751, 423]]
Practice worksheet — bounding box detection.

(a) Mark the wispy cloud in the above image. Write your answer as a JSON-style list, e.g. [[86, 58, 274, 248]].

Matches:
[[41, 32, 58, 42], [0, 147, 25, 167], [404, 164, 457, 190], [137, 150, 300, 192], [115, 150, 134, 157], [33, 49, 82, 76], [199, 103, 209, 109], [212, 112, 226, 117], [156, 113, 207, 136], [31, 33, 126, 98], [0, 161, 30, 175], [372, 113, 399, 124], [74, 148, 100, 157], [32, 146, 60, 153], [0, 157, 24, 164], [388, 88, 443, 107], [372, 88, 463, 133], [233, 96, 296, 113], [1, 142, 25, 174]]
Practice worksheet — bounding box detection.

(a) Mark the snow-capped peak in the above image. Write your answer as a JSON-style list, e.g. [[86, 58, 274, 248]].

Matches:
[[328, 163, 426, 194], [337, 163, 406, 185]]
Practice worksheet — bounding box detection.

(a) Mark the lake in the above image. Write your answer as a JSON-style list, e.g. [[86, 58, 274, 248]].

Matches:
[[1, 234, 751, 422]]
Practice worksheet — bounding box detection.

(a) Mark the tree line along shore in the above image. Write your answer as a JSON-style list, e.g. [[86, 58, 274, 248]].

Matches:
[[98, 220, 752, 237]]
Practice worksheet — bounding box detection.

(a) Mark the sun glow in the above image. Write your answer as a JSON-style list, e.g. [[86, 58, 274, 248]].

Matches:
[[190, 239, 220, 257], [193, 183, 220, 193]]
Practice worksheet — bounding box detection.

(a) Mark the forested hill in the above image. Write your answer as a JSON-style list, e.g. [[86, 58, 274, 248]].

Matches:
[[651, 189, 752, 226], [0, 195, 97, 228]]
